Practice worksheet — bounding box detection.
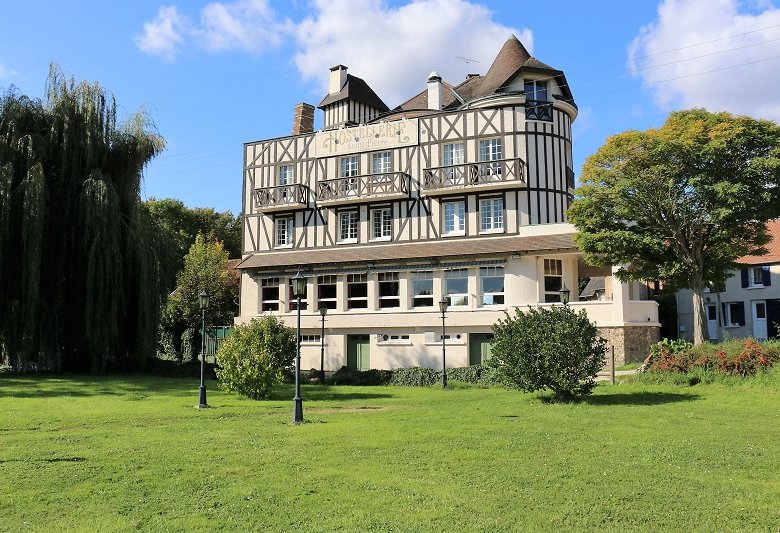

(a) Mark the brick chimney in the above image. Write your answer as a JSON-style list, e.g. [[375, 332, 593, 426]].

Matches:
[[292, 103, 315, 135]]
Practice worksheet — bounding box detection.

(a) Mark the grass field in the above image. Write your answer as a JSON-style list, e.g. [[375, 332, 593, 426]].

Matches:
[[1, 374, 779, 532]]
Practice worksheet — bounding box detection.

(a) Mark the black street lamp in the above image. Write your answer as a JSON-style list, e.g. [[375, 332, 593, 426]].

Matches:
[[319, 305, 327, 385], [559, 283, 571, 305], [291, 268, 307, 424], [439, 297, 448, 389], [198, 288, 209, 409]]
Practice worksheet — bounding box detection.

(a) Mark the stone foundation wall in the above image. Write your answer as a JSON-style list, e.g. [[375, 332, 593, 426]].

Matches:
[[597, 325, 660, 366]]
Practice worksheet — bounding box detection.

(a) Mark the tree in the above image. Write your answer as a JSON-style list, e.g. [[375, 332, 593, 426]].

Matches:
[[160, 235, 238, 362], [215, 316, 295, 400], [568, 109, 780, 344], [489, 306, 606, 400], [0, 65, 169, 372]]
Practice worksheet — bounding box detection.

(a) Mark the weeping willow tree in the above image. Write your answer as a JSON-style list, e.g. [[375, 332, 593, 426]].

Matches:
[[0, 65, 173, 373]]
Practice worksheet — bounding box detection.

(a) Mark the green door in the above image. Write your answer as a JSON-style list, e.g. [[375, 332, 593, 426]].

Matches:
[[469, 334, 493, 366], [347, 335, 371, 370]]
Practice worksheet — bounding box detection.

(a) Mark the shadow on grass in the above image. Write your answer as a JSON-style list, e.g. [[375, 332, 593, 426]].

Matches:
[[537, 391, 701, 405], [0, 374, 206, 398], [269, 385, 396, 402]]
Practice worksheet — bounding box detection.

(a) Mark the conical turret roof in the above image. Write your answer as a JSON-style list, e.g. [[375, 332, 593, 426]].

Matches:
[[480, 35, 532, 94]]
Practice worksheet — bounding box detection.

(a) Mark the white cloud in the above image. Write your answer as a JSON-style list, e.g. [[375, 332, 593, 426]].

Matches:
[[628, 0, 780, 121], [136, 0, 288, 60], [0, 62, 18, 81], [135, 5, 187, 61], [292, 0, 530, 107], [196, 0, 288, 53]]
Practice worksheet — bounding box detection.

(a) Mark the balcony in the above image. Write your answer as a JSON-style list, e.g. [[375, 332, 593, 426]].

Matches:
[[422, 158, 525, 195], [526, 99, 553, 121], [254, 184, 309, 212], [315, 172, 411, 205]]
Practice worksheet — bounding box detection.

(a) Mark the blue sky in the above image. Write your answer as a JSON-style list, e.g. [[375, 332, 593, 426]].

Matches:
[[1, 0, 779, 215]]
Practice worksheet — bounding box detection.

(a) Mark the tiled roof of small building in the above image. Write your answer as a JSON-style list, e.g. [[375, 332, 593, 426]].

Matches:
[[237, 233, 577, 270], [737, 219, 780, 265], [396, 79, 456, 111]]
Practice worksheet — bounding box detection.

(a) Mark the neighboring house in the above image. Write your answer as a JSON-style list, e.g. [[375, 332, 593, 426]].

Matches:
[[236, 36, 660, 369], [677, 219, 780, 341]]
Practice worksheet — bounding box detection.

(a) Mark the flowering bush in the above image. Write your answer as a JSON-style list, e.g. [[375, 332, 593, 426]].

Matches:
[[648, 338, 779, 376]]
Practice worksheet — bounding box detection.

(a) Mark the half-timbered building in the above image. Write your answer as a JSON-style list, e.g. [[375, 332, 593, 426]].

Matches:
[[236, 36, 660, 369]]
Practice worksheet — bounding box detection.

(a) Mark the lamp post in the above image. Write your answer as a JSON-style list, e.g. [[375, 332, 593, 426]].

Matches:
[[439, 298, 448, 389], [291, 268, 307, 424], [198, 288, 209, 409], [319, 305, 327, 385]]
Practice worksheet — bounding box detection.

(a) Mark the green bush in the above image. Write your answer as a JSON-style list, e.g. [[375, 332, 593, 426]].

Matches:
[[326, 366, 393, 386], [446, 365, 500, 386], [390, 367, 440, 387], [489, 306, 607, 400], [215, 316, 295, 400]]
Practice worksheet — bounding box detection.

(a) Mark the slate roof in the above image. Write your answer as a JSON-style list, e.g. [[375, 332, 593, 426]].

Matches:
[[237, 233, 577, 270], [317, 74, 389, 111], [737, 219, 780, 265]]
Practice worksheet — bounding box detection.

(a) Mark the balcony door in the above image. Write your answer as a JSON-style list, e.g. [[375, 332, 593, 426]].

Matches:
[[706, 303, 718, 342]]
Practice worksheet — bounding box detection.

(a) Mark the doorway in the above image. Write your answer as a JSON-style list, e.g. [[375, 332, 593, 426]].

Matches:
[[752, 301, 768, 340], [469, 333, 493, 366], [347, 335, 371, 370], [706, 303, 719, 342]]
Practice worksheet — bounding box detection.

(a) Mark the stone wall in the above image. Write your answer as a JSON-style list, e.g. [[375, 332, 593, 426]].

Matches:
[[597, 325, 660, 366]]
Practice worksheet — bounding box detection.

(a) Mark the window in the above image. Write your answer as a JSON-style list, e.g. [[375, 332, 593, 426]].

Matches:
[[524, 79, 548, 101], [261, 278, 280, 311], [722, 302, 745, 327], [442, 143, 466, 179], [340, 155, 359, 177], [378, 334, 410, 343], [479, 138, 502, 176], [751, 266, 769, 287], [480, 197, 504, 232], [443, 201, 465, 235], [278, 164, 293, 185], [480, 266, 504, 305], [288, 279, 307, 311], [378, 272, 400, 309], [317, 275, 337, 310], [543, 259, 563, 303], [300, 334, 322, 343], [275, 216, 293, 247], [445, 269, 469, 306], [339, 210, 358, 241], [347, 273, 368, 309], [411, 271, 434, 308], [371, 207, 392, 240], [371, 151, 392, 175]]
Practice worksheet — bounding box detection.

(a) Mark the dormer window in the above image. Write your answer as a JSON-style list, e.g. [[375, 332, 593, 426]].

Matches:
[[524, 79, 548, 101]]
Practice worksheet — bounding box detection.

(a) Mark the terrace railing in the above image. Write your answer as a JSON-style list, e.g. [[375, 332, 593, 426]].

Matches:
[[254, 184, 309, 210], [316, 172, 411, 203], [422, 158, 525, 193]]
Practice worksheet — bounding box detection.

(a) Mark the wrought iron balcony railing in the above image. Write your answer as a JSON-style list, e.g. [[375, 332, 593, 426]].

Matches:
[[525, 99, 553, 121], [254, 184, 309, 210], [316, 172, 411, 203], [566, 166, 575, 189], [423, 158, 525, 192]]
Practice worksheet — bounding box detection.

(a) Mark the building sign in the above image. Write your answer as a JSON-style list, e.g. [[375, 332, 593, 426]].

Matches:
[[314, 118, 419, 157]]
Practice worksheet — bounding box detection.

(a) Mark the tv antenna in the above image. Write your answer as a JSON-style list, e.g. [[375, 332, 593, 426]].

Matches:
[[456, 56, 480, 64]]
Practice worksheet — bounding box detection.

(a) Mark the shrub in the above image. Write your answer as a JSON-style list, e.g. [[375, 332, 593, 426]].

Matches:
[[326, 366, 393, 386], [446, 365, 500, 386], [390, 367, 440, 387], [648, 338, 779, 377], [215, 316, 295, 400], [489, 306, 607, 400]]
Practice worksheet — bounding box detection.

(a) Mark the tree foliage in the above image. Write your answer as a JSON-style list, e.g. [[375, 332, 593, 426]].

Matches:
[[0, 65, 169, 372], [490, 306, 606, 400], [568, 109, 780, 344], [144, 197, 241, 282], [215, 316, 295, 400], [162, 234, 238, 335]]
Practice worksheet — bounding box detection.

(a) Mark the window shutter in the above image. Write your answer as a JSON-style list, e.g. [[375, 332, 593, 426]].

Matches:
[[762, 266, 771, 286], [735, 302, 746, 326], [740, 269, 749, 288], [721, 302, 726, 324], [767, 299, 780, 338]]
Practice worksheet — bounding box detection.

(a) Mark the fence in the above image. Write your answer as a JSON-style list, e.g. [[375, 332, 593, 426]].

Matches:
[[203, 326, 232, 363]]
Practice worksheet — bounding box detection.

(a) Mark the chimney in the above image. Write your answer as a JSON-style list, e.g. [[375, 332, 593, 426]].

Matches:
[[329, 65, 348, 94], [292, 103, 315, 135], [427, 71, 442, 111]]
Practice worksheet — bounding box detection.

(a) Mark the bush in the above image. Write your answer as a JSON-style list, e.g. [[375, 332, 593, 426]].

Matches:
[[647, 338, 779, 376], [446, 365, 500, 386], [215, 317, 295, 400], [489, 306, 607, 400], [390, 367, 440, 387], [326, 366, 393, 386]]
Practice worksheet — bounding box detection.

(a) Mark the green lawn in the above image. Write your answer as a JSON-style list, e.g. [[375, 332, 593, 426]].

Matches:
[[1, 375, 779, 532]]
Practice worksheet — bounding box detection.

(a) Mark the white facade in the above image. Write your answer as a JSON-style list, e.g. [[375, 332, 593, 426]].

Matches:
[[237, 37, 660, 369]]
